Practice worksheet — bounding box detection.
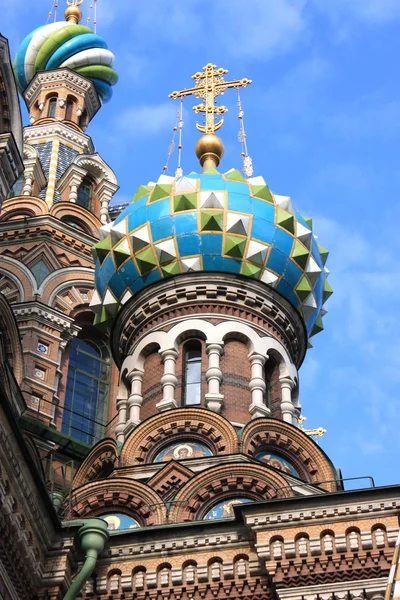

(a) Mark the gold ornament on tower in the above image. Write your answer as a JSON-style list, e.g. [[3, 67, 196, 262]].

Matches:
[[65, 0, 83, 23], [169, 63, 251, 170]]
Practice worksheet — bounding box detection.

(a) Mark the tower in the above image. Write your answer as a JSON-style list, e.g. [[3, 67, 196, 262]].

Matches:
[[0, 2, 119, 465]]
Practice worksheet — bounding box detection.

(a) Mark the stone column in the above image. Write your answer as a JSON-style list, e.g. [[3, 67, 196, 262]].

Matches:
[[22, 172, 33, 196], [69, 184, 78, 203], [280, 376, 295, 423], [249, 353, 270, 419], [156, 349, 178, 412], [115, 394, 128, 443], [126, 369, 144, 429], [205, 342, 224, 413]]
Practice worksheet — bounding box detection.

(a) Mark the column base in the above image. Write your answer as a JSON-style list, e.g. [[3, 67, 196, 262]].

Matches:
[[205, 393, 224, 413], [156, 398, 178, 412], [124, 419, 140, 438], [249, 403, 271, 419]]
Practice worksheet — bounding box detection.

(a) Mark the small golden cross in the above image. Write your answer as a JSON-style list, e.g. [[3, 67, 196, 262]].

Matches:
[[169, 63, 252, 134], [298, 416, 327, 438]]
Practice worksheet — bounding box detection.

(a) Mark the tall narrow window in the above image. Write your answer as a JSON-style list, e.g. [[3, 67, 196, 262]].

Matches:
[[47, 98, 57, 118], [183, 343, 202, 405], [61, 337, 111, 444], [77, 177, 93, 210], [65, 99, 74, 121], [264, 362, 272, 409]]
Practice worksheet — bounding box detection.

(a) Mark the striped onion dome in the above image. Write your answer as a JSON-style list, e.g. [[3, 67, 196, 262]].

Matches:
[[14, 21, 118, 103]]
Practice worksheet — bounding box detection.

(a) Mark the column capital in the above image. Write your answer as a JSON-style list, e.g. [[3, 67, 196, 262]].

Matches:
[[159, 348, 179, 361], [206, 341, 224, 354], [127, 368, 144, 383], [249, 352, 267, 366], [279, 375, 295, 390]]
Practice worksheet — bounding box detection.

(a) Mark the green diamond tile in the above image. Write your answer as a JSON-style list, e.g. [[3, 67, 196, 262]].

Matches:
[[149, 183, 172, 203], [252, 184, 274, 203], [323, 279, 333, 302], [302, 215, 313, 229], [276, 207, 295, 234], [92, 236, 111, 265], [132, 185, 152, 203], [113, 238, 131, 268], [225, 169, 246, 182], [292, 240, 309, 269], [295, 275, 312, 301], [135, 247, 157, 275], [242, 262, 262, 278], [224, 235, 246, 258], [317, 243, 329, 266], [310, 315, 324, 336], [161, 261, 181, 277], [203, 166, 220, 175], [173, 193, 197, 212], [200, 211, 223, 232]]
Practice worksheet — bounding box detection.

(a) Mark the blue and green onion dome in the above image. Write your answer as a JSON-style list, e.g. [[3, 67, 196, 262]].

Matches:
[[91, 168, 332, 337], [14, 20, 118, 103]]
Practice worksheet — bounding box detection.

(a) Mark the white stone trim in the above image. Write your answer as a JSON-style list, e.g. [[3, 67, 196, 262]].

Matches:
[[40, 268, 94, 298], [0, 256, 37, 296]]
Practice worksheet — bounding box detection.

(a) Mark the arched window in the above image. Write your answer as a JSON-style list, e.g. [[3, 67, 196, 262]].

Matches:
[[79, 109, 87, 130], [65, 98, 74, 121], [77, 177, 93, 210], [61, 336, 111, 444], [183, 342, 202, 405], [47, 97, 57, 118]]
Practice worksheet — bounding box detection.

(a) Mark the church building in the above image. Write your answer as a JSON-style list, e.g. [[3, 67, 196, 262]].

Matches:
[[0, 2, 399, 599]]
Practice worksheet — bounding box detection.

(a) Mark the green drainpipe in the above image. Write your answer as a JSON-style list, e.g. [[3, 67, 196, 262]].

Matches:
[[64, 519, 109, 600]]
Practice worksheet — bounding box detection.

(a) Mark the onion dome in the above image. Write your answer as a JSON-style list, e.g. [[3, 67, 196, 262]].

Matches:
[[13, 8, 118, 103], [91, 168, 332, 337]]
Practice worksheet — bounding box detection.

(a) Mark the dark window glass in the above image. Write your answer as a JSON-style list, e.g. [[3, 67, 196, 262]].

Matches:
[[184, 345, 202, 405], [48, 98, 57, 118], [65, 99, 74, 121], [61, 337, 111, 444], [7, 176, 23, 198], [77, 178, 93, 209]]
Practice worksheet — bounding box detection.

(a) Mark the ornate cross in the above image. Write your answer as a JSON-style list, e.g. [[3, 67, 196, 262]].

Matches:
[[169, 63, 252, 134], [298, 416, 327, 438]]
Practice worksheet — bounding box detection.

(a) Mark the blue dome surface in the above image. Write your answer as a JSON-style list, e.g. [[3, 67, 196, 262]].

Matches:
[[91, 168, 332, 336]]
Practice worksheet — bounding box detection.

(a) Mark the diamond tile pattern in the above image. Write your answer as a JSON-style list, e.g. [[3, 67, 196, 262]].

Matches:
[[93, 169, 332, 336]]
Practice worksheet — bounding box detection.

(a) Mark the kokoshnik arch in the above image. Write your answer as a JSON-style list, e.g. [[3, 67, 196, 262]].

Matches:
[[0, 2, 398, 600]]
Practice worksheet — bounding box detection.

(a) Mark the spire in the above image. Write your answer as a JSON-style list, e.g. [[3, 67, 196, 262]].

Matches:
[[169, 63, 252, 171], [64, 0, 83, 23]]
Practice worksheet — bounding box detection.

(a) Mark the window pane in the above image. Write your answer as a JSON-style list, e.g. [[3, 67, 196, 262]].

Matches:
[[48, 99, 56, 118], [185, 383, 201, 405], [184, 345, 202, 405], [186, 361, 201, 384], [61, 336, 111, 444]]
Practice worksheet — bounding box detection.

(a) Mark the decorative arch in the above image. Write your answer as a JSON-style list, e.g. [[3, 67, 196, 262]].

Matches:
[[72, 438, 118, 489], [67, 478, 166, 526], [0, 293, 24, 385], [168, 462, 291, 523], [0, 257, 37, 298], [50, 202, 101, 237], [241, 418, 337, 491], [120, 407, 238, 466], [73, 153, 117, 186], [39, 267, 94, 304], [0, 196, 48, 220]]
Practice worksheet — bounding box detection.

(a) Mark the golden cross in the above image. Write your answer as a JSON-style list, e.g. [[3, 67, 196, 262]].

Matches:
[[169, 63, 252, 134], [298, 416, 327, 438]]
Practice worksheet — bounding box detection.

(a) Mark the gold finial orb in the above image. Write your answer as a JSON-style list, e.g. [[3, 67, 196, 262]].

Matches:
[[195, 133, 225, 169], [65, 3, 83, 23]]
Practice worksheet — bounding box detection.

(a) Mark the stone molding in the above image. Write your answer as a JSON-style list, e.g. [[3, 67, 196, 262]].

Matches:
[[113, 273, 307, 368], [23, 121, 94, 153]]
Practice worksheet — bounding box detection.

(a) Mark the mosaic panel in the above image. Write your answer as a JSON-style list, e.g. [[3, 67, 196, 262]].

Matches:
[[100, 513, 140, 531], [254, 452, 298, 477], [154, 441, 212, 463], [204, 498, 252, 521]]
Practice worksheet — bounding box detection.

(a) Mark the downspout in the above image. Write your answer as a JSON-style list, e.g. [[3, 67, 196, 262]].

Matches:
[[64, 519, 109, 600]]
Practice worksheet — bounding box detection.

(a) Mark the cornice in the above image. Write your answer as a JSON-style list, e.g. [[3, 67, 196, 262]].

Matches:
[[23, 121, 95, 153], [12, 301, 80, 334]]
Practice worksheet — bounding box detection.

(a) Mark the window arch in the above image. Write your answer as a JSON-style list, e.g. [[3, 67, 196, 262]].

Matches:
[[61, 336, 111, 444], [183, 341, 202, 405], [65, 97, 74, 121], [77, 177, 93, 210], [47, 97, 57, 118]]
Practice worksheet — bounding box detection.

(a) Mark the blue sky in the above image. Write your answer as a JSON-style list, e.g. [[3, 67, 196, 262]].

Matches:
[[3, 0, 400, 487]]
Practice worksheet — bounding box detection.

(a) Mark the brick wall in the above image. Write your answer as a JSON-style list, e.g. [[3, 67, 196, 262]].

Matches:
[[141, 351, 164, 421], [220, 340, 252, 424], [267, 359, 282, 419]]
